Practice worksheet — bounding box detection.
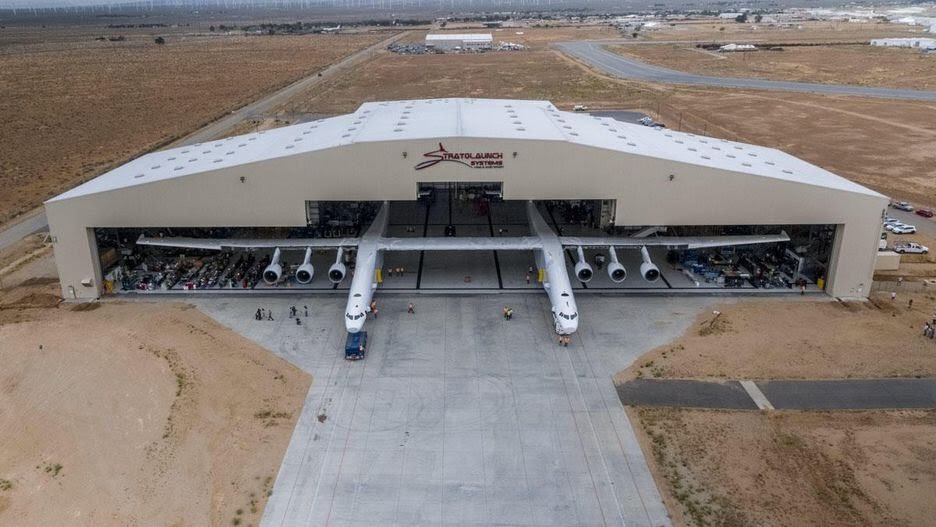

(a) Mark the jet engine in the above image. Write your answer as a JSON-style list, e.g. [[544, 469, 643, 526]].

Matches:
[[639, 246, 661, 283], [262, 248, 283, 285], [574, 246, 593, 283], [606, 246, 627, 283], [295, 247, 314, 284], [328, 248, 346, 284]]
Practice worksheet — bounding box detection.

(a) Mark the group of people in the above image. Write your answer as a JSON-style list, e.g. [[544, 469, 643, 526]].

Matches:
[[255, 305, 309, 323], [922, 313, 936, 339], [386, 267, 406, 278], [502, 306, 514, 320]]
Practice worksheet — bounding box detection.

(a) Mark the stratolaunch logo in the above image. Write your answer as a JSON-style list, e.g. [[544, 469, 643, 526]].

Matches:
[[415, 143, 504, 170]]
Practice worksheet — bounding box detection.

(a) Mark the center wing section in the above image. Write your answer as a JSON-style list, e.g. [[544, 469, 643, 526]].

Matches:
[[560, 231, 790, 250], [378, 237, 543, 252], [135, 235, 360, 251]]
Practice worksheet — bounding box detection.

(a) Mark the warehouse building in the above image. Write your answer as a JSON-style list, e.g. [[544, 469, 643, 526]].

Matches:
[[45, 98, 887, 301], [425, 33, 493, 51]]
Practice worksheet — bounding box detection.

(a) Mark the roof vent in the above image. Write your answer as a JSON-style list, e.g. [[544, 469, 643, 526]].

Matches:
[[727, 154, 736, 158], [609, 129, 617, 132], [226, 151, 234, 155], [181, 150, 190, 154], [394, 128, 403, 132], [303, 131, 311, 135], [213, 159, 222, 163], [570, 132, 579, 136], [675, 140, 684, 144], [701, 155, 711, 160], [188, 158, 197, 162], [238, 144, 246, 148], [627, 142, 637, 147], [742, 162, 752, 167], [516, 127, 526, 131], [294, 138, 303, 142], [174, 166, 183, 171], [712, 146, 721, 151], [167, 157, 176, 161], [563, 125, 572, 129], [248, 137, 257, 141], [688, 147, 697, 152], [734, 145, 743, 150], [285, 145, 294, 150], [617, 135, 626, 139], [354, 120, 362, 124], [341, 134, 351, 138], [782, 169, 794, 174], [513, 121, 522, 125], [202, 150, 210, 154], [397, 122, 406, 126], [134, 174, 145, 179], [214, 143, 222, 148], [151, 165, 161, 170], [766, 161, 775, 166]]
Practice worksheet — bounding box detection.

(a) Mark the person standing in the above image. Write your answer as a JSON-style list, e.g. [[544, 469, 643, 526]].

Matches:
[[267, 309, 274, 321], [304, 305, 308, 317], [525, 273, 531, 285], [370, 300, 378, 319], [891, 291, 897, 302], [407, 303, 415, 314]]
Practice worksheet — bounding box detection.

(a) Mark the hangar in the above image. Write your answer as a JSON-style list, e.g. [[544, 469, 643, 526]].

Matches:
[[46, 98, 886, 327]]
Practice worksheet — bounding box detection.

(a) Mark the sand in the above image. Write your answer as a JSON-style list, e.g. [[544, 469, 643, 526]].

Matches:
[[618, 294, 936, 382], [630, 407, 936, 527], [0, 297, 311, 526]]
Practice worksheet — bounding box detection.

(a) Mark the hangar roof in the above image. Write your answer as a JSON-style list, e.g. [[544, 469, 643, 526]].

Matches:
[[49, 98, 883, 202]]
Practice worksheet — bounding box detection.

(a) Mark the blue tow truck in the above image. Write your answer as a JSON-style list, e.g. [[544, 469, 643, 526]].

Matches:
[[345, 331, 367, 360]]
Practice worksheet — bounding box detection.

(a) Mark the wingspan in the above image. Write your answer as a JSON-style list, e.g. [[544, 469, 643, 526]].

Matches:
[[560, 232, 790, 250], [136, 235, 360, 251]]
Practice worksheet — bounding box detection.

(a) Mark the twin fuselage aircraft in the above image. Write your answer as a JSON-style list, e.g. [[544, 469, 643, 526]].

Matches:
[[137, 201, 788, 336]]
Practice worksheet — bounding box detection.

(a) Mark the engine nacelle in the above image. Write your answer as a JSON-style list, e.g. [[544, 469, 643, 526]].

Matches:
[[606, 246, 626, 283], [262, 248, 283, 285], [328, 262, 346, 284], [574, 246, 593, 283], [639, 246, 660, 283], [640, 262, 661, 283], [295, 248, 314, 284], [608, 262, 627, 283]]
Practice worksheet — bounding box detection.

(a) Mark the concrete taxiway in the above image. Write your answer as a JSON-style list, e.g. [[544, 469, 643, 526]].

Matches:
[[193, 294, 715, 526]]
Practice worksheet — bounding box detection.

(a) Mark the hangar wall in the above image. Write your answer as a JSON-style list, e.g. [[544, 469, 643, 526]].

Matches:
[[46, 137, 887, 300]]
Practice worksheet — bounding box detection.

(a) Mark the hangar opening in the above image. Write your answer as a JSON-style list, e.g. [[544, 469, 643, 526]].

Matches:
[[91, 190, 833, 294]]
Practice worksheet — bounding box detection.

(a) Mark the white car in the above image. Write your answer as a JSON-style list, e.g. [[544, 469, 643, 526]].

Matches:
[[892, 225, 917, 234], [883, 216, 900, 224], [893, 201, 914, 212], [893, 242, 928, 254], [885, 222, 904, 231]]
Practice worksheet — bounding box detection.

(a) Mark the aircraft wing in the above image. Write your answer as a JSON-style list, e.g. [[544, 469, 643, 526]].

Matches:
[[560, 231, 790, 250], [135, 235, 360, 251], [379, 237, 544, 252]]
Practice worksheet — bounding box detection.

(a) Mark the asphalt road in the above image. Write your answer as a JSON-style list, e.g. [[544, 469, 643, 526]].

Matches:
[[0, 32, 407, 252], [617, 378, 936, 410], [558, 41, 936, 102]]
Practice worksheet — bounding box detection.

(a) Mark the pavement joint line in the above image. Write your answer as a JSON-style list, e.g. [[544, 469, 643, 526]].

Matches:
[[740, 380, 775, 410]]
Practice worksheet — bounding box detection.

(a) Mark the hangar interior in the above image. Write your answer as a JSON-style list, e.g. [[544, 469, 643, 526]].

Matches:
[[46, 98, 887, 301], [94, 188, 832, 294]]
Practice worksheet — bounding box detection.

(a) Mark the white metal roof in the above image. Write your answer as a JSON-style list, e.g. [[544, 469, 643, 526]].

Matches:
[[425, 33, 493, 42], [49, 98, 883, 202]]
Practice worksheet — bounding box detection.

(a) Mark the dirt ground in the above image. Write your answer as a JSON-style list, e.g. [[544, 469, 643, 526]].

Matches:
[[637, 19, 925, 43], [617, 293, 936, 382], [630, 407, 936, 527], [613, 43, 936, 90], [0, 252, 311, 526], [0, 27, 382, 226]]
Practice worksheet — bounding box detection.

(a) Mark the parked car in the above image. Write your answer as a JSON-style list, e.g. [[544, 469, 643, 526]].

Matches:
[[893, 242, 929, 254], [892, 201, 914, 211], [892, 225, 917, 234], [885, 222, 905, 231], [883, 217, 900, 224], [915, 209, 935, 218], [573, 104, 589, 112]]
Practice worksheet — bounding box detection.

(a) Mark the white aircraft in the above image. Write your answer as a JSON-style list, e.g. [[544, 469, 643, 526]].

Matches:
[[136, 201, 788, 335], [321, 24, 341, 33]]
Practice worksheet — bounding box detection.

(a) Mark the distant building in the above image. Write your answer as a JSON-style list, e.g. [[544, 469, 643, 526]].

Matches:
[[719, 43, 757, 52], [870, 38, 936, 50], [425, 33, 493, 52]]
